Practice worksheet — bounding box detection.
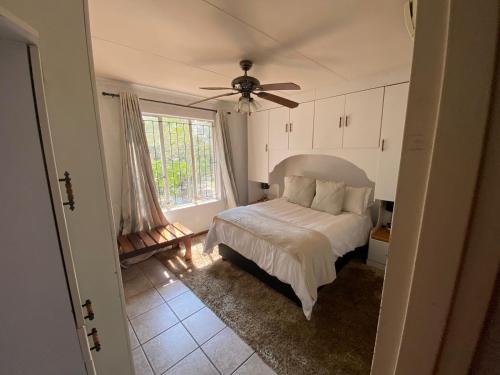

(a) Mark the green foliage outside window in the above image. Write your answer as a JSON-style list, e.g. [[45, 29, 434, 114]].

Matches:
[[143, 114, 217, 208]]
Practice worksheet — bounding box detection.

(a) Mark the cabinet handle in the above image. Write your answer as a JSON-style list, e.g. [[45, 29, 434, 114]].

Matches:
[[345, 115, 349, 127], [285, 123, 288, 132], [338, 116, 342, 128], [381, 139, 385, 151], [265, 144, 268, 152], [58, 171, 75, 210], [290, 122, 293, 132], [82, 299, 95, 321], [88, 328, 101, 352]]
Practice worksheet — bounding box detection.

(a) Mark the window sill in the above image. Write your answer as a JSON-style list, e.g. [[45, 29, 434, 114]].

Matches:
[[162, 198, 223, 213]]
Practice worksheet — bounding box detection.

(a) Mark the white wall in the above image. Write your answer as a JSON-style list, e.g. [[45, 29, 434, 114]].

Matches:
[[96, 78, 247, 233]]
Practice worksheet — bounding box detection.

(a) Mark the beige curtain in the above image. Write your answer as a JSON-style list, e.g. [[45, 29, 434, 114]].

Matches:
[[214, 111, 239, 208], [119, 92, 168, 235]]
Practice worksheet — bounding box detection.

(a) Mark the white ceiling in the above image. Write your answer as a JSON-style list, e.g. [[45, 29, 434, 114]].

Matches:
[[89, 0, 413, 101]]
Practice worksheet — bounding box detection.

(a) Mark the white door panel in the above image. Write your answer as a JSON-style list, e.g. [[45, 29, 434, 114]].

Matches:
[[313, 96, 345, 149], [343, 88, 384, 148], [269, 107, 289, 150], [1, 1, 134, 373], [289, 101, 314, 150], [375, 83, 409, 201], [0, 39, 87, 375], [248, 110, 269, 182]]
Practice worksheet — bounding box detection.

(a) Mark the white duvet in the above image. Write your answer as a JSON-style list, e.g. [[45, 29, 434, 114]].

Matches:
[[204, 198, 372, 319]]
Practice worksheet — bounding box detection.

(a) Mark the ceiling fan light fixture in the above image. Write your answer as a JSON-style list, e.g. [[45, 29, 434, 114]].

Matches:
[[235, 96, 257, 114]]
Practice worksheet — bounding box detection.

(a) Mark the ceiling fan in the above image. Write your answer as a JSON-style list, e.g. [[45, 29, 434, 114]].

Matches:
[[189, 60, 301, 113]]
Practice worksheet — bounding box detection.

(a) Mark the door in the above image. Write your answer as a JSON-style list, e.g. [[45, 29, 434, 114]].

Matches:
[[248, 110, 269, 182], [375, 83, 410, 201], [313, 95, 345, 149], [1, 1, 134, 374], [289, 101, 314, 150], [343, 87, 384, 148], [0, 39, 87, 375], [268, 107, 290, 150]]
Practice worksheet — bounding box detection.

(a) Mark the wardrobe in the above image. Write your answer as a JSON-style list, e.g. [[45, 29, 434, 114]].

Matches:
[[247, 83, 409, 202], [0, 2, 133, 374]]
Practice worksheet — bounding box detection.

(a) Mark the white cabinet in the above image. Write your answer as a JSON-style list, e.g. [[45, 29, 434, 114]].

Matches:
[[375, 83, 409, 201], [248, 110, 269, 182], [343, 87, 384, 148], [268, 103, 314, 151], [249, 84, 408, 181], [289, 101, 314, 150], [313, 95, 345, 149], [368, 237, 389, 270], [0, 38, 89, 375], [3, 2, 134, 374], [268, 107, 289, 150]]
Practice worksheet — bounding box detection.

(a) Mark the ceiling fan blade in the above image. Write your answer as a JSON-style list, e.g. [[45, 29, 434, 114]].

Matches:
[[200, 87, 234, 90], [257, 82, 301, 91], [189, 92, 238, 106], [255, 92, 299, 109]]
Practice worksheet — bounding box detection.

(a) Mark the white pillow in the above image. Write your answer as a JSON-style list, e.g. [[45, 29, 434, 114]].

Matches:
[[310, 180, 345, 215], [343, 186, 372, 215], [283, 175, 316, 207]]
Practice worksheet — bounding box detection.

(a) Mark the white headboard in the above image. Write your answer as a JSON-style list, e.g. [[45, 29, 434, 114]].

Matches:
[[269, 154, 378, 221]]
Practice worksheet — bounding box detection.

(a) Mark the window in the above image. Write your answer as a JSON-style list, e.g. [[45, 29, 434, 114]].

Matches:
[[143, 114, 218, 209]]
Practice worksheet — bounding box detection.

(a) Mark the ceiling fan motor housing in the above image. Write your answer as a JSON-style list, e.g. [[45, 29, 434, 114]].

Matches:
[[232, 75, 260, 94]]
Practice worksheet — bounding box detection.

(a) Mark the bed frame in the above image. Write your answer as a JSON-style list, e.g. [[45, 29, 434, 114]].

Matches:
[[218, 243, 368, 306]]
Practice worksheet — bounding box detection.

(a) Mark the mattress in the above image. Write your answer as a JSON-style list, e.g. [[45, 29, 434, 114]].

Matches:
[[204, 198, 372, 318]]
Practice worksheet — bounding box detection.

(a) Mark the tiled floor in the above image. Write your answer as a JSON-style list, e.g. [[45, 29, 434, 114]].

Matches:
[[122, 256, 276, 375]]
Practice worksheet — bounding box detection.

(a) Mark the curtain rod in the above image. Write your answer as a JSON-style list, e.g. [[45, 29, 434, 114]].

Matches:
[[101, 91, 218, 113]]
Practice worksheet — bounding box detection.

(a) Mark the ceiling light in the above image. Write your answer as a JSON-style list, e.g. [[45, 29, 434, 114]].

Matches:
[[235, 96, 257, 115]]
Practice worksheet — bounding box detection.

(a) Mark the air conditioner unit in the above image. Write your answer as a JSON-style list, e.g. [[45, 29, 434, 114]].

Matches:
[[404, 0, 417, 40]]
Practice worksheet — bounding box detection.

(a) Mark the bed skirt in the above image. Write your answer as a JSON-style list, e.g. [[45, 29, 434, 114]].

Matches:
[[218, 243, 368, 306]]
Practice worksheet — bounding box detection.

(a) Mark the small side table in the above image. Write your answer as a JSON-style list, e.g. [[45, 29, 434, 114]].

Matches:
[[368, 227, 390, 270]]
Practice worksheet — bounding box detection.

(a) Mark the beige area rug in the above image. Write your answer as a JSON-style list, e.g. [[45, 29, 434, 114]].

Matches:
[[156, 236, 384, 375]]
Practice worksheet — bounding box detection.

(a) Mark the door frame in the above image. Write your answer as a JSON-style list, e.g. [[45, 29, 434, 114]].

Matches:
[[371, 0, 499, 374]]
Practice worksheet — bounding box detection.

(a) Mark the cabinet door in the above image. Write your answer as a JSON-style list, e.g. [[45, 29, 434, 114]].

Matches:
[[375, 83, 409, 201], [289, 101, 314, 150], [313, 95, 345, 149], [3, 2, 134, 374], [0, 39, 87, 375], [268, 106, 289, 150], [343, 87, 384, 148], [248, 110, 269, 182]]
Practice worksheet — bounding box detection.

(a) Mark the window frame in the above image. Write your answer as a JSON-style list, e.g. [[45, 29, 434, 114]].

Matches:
[[142, 111, 221, 211]]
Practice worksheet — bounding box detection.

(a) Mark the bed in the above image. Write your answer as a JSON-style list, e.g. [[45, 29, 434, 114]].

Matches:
[[204, 198, 373, 319]]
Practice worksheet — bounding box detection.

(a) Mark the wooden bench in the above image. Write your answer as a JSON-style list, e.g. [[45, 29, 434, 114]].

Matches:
[[117, 222, 193, 261]]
